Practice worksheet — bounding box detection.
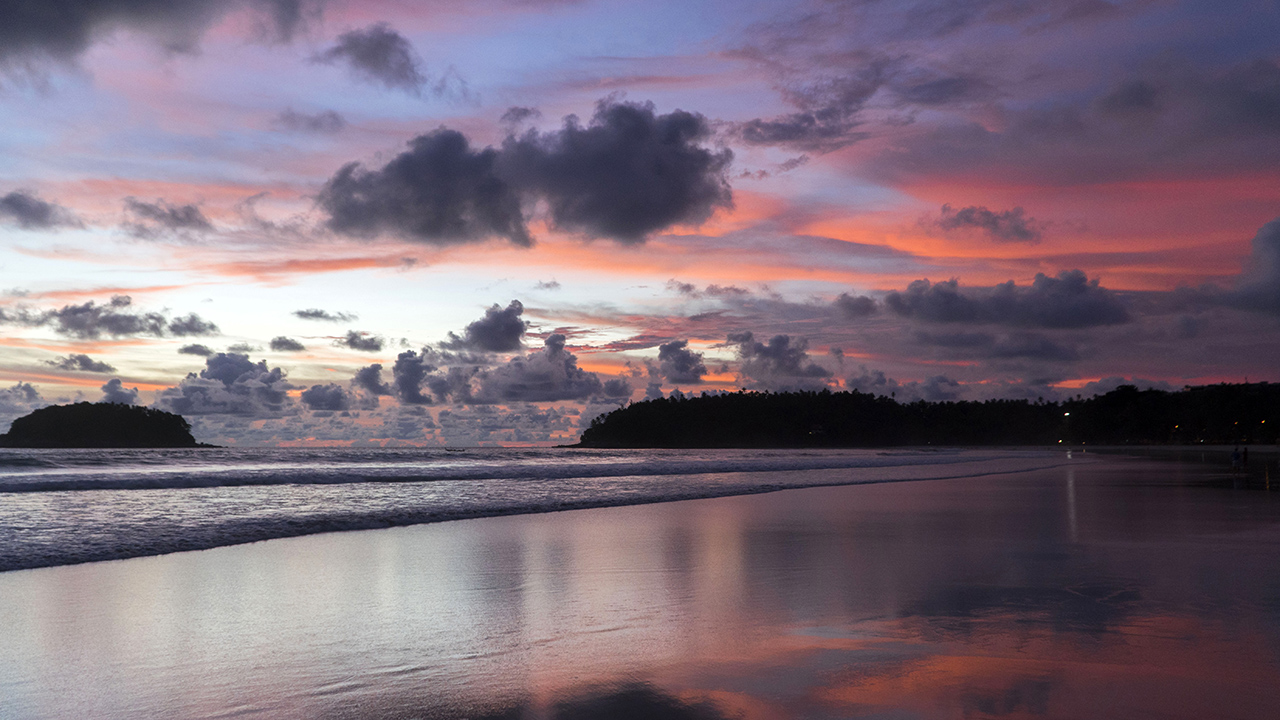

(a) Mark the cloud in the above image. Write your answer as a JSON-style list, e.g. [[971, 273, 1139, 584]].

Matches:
[[726, 331, 832, 391], [915, 330, 1080, 362], [1076, 376, 1175, 397], [834, 292, 877, 318], [274, 108, 346, 133], [314, 23, 427, 94], [893, 74, 990, 106], [319, 128, 531, 246], [734, 64, 887, 152], [167, 313, 219, 336], [0, 382, 46, 432], [1231, 216, 1280, 315], [337, 330, 383, 352], [178, 343, 215, 357], [5, 295, 220, 339], [391, 349, 437, 405], [300, 383, 351, 411], [500, 106, 541, 125], [872, 56, 1280, 186], [656, 339, 706, 383], [534, 280, 560, 290], [100, 378, 139, 405], [293, 308, 357, 322], [123, 197, 214, 239], [500, 99, 734, 243], [0, 191, 81, 230], [0, 0, 315, 65], [936, 204, 1044, 243], [352, 363, 393, 396], [443, 300, 527, 352], [318, 99, 733, 246], [47, 353, 115, 373], [269, 336, 306, 351], [845, 365, 965, 402], [884, 271, 1129, 328], [155, 352, 294, 417], [464, 334, 604, 404]]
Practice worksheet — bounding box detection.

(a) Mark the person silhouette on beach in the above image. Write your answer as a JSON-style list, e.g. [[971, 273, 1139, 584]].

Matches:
[[1231, 447, 1241, 472]]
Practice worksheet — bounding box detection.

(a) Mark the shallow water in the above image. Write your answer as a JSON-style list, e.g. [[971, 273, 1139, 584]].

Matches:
[[3, 454, 1280, 718]]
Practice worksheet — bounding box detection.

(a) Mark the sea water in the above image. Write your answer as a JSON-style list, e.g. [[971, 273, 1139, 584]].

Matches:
[[0, 447, 1066, 571], [3, 454, 1280, 720]]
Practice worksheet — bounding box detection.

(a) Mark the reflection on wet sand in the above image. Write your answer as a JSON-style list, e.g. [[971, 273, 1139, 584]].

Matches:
[[3, 457, 1280, 719]]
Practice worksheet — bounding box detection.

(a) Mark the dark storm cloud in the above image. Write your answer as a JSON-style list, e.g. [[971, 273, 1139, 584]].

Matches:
[[443, 300, 527, 352], [314, 23, 427, 94], [656, 339, 706, 383], [274, 108, 346, 133], [269, 336, 306, 351], [178, 343, 215, 357], [0, 0, 314, 64], [99, 378, 139, 405], [726, 331, 832, 391], [123, 197, 213, 239], [319, 128, 531, 246], [834, 292, 877, 318], [19, 295, 220, 339], [155, 352, 294, 417], [352, 363, 392, 396], [1231, 216, 1280, 315], [500, 99, 734, 243], [300, 383, 351, 411], [601, 377, 632, 398], [734, 64, 887, 152], [318, 99, 733, 246], [46, 353, 115, 373], [336, 330, 383, 352], [0, 191, 81, 230], [293, 308, 357, 322], [391, 349, 437, 405], [226, 343, 259, 353], [936, 204, 1043, 243], [885, 271, 1129, 328]]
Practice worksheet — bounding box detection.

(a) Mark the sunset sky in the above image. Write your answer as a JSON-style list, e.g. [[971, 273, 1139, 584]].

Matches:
[[2, 0, 1279, 445]]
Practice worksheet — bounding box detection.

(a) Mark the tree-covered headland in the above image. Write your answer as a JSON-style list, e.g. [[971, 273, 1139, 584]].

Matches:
[[0, 402, 201, 448], [577, 383, 1280, 448]]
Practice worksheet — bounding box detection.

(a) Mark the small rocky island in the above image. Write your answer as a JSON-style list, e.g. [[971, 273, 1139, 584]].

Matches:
[[0, 403, 202, 448]]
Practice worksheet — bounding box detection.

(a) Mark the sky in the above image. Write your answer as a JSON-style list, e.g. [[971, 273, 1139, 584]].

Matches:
[[1, 0, 1279, 446]]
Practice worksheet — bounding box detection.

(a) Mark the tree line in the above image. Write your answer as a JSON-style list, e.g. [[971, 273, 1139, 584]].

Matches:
[[576, 383, 1279, 448]]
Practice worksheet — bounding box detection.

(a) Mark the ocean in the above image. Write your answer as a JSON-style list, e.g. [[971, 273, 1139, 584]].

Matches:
[[4, 452, 1280, 719], [0, 447, 1067, 571]]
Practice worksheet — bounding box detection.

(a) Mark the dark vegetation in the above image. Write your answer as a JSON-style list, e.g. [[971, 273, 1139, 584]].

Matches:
[[0, 402, 201, 448], [577, 383, 1280, 448]]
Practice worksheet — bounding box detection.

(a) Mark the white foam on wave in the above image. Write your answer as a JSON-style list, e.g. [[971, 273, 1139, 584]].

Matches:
[[0, 448, 1074, 572], [2, 447, 1026, 492]]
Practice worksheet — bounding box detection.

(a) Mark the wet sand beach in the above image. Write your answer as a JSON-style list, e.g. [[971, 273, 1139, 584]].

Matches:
[[3, 453, 1280, 719]]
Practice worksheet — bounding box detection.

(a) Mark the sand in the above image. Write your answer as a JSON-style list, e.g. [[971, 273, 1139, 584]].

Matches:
[[3, 454, 1280, 719]]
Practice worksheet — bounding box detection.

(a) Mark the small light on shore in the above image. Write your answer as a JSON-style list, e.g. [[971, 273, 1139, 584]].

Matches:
[[1064, 412, 1070, 416]]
